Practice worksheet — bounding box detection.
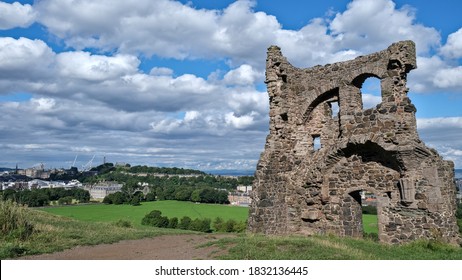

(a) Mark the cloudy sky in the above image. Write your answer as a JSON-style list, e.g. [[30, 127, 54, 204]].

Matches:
[[0, 0, 461, 173]]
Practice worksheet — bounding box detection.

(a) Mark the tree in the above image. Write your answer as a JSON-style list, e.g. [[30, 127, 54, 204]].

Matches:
[[178, 216, 192, 230], [141, 210, 162, 226], [73, 189, 90, 203], [168, 217, 179, 228], [112, 192, 127, 205], [175, 187, 193, 201], [213, 217, 224, 231], [58, 196, 73, 205], [189, 218, 211, 233], [217, 190, 230, 204], [225, 219, 237, 232], [145, 192, 156, 201], [130, 196, 141, 206], [190, 189, 201, 203], [102, 195, 113, 204]]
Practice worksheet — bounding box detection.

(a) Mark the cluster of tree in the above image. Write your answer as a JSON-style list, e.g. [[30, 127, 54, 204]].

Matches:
[[127, 165, 206, 175], [141, 210, 247, 233], [212, 217, 246, 233], [103, 185, 230, 205], [155, 186, 230, 204], [141, 210, 211, 232], [0, 188, 90, 207], [89, 163, 117, 174], [102, 190, 148, 206]]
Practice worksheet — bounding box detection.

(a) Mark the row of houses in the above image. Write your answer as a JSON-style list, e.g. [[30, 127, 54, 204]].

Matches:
[[229, 185, 252, 206], [1, 179, 123, 201], [1, 179, 83, 191]]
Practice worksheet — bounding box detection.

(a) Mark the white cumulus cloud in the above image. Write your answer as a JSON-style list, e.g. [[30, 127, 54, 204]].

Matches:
[[223, 64, 264, 86], [0, 2, 36, 29], [56, 52, 140, 81], [440, 28, 462, 59]]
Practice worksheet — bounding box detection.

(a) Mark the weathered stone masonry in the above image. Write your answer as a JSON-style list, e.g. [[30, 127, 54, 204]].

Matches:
[[248, 41, 460, 244]]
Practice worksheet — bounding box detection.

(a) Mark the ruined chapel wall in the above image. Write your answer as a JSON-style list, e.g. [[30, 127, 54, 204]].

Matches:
[[248, 41, 460, 244]]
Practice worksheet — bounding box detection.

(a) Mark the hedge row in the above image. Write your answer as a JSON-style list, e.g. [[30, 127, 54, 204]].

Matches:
[[141, 210, 211, 232], [141, 210, 247, 233]]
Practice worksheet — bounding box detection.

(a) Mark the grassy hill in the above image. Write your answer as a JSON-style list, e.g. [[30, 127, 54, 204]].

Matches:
[[0, 201, 187, 259]]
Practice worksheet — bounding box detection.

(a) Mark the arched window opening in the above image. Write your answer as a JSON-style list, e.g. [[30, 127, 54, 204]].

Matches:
[[303, 88, 339, 122], [361, 77, 382, 110]]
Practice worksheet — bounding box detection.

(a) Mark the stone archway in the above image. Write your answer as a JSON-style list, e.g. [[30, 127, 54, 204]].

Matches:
[[321, 151, 401, 240]]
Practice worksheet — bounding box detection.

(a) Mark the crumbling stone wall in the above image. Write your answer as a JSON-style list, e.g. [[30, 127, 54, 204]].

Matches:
[[248, 41, 460, 244]]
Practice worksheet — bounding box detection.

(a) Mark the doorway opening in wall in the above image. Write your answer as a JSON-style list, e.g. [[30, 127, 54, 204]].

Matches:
[[361, 191, 379, 241], [361, 77, 382, 110]]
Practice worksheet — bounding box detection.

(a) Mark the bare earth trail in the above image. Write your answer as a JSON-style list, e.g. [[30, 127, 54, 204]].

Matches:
[[20, 234, 234, 260]]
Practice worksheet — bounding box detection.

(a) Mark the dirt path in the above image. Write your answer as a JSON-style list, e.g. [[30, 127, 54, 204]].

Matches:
[[20, 234, 234, 260]]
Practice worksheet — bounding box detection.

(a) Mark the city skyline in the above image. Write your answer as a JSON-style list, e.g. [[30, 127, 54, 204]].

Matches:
[[0, 0, 461, 171]]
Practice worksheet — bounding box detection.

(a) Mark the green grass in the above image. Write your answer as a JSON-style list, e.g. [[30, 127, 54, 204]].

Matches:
[[363, 214, 378, 234], [214, 234, 462, 260], [40, 200, 249, 227], [0, 206, 189, 259]]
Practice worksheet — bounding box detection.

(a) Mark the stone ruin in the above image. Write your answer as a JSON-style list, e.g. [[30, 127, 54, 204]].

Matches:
[[248, 41, 461, 244]]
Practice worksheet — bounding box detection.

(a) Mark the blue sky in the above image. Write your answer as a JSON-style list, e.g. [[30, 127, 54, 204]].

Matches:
[[0, 0, 461, 171]]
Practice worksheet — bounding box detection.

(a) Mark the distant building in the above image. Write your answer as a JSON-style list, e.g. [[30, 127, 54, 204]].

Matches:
[[228, 193, 251, 206], [229, 185, 252, 206], [17, 166, 51, 179], [27, 179, 82, 190], [28, 179, 51, 189], [1, 181, 28, 191], [361, 191, 377, 207], [84, 181, 123, 199], [236, 185, 252, 194]]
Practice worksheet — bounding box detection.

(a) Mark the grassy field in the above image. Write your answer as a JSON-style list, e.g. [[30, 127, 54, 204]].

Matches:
[[41, 201, 379, 234], [362, 214, 378, 234], [40, 200, 249, 226], [2, 201, 461, 259]]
